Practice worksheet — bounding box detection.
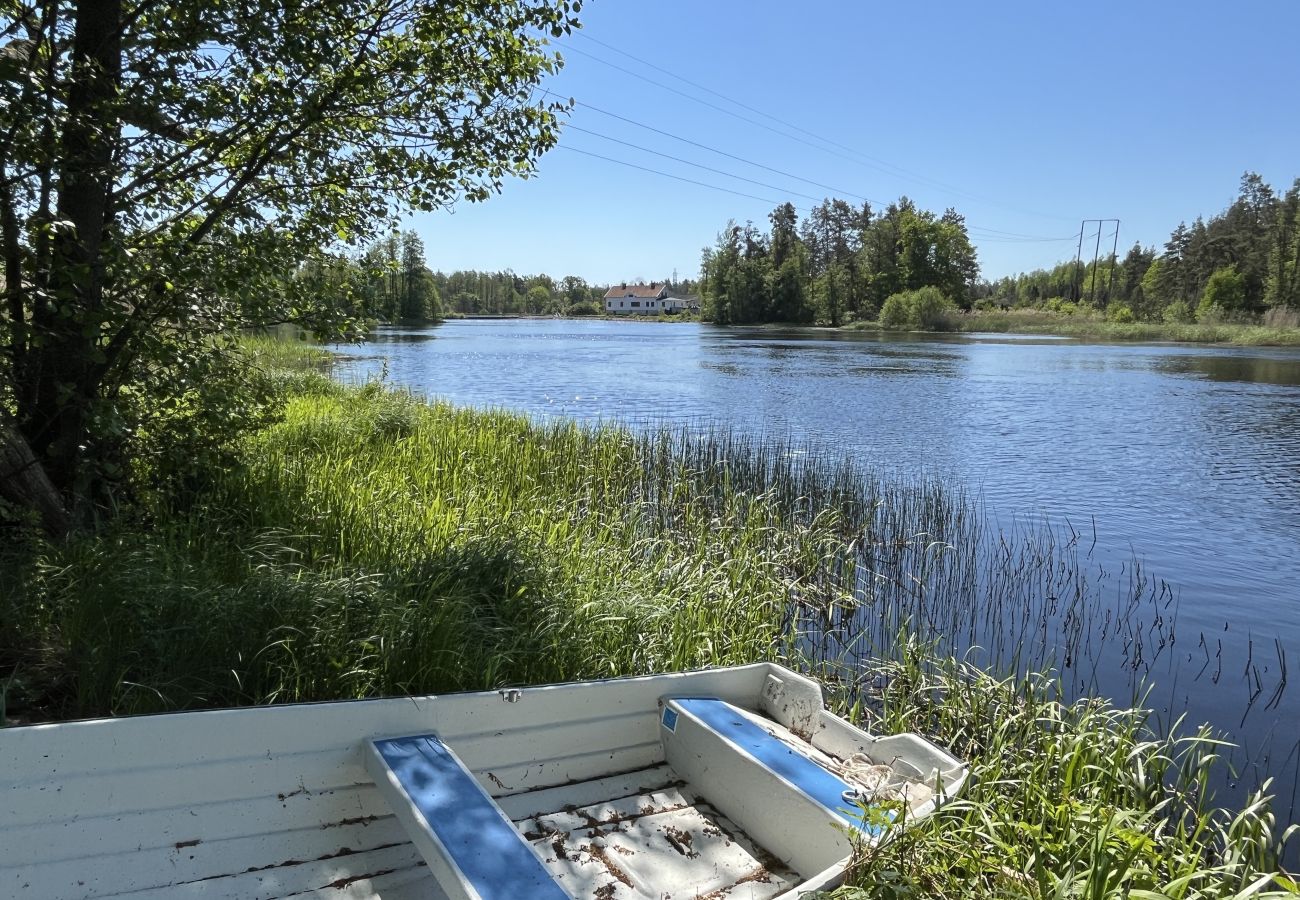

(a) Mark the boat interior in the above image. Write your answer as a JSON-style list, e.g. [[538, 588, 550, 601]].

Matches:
[[1, 663, 966, 900]]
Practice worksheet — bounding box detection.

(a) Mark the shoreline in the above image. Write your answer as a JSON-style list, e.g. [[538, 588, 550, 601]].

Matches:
[[417, 313, 1300, 347]]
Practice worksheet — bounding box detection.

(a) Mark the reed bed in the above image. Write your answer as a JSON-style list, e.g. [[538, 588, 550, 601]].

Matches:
[[813, 640, 1298, 898], [1, 339, 1294, 895]]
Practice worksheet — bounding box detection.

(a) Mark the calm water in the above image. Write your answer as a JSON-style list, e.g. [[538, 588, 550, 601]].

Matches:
[[335, 319, 1300, 820]]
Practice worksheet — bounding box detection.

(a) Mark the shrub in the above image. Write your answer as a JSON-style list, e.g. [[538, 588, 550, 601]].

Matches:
[[1195, 298, 1225, 324], [1201, 266, 1247, 318], [1107, 304, 1135, 324], [1164, 299, 1195, 324], [566, 301, 599, 317], [879, 293, 910, 329], [879, 286, 956, 331]]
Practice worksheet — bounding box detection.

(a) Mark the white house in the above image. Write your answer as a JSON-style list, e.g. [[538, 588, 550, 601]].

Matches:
[[603, 282, 694, 314]]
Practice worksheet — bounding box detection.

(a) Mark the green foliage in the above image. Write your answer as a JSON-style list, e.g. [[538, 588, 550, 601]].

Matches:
[[701, 197, 977, 326], [1264, 180, 1300, 309], [0, 0, 580, 528], [1108, 304, 1136, 324], [3, 375, 872, 716], [977, 173, 1298, 325], [812, 642, 1298, 900], [879, 294, 909, 329], [1165, 299, 1196, 324], [432, 270, 612, 316], [1198, 266, 1248, 322], [879, 287, 956, 331], [525, 284, 555, 313], [566, 300, 599, 316]]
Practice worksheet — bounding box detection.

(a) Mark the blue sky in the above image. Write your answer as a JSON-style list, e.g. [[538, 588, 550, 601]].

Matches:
[[409, 1, 1300, 285]]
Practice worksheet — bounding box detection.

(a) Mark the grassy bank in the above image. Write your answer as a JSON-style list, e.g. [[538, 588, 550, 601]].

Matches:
[[2, 350, 867, 717], [950, 309, 1300, 346], [1, 341, 1294, 895], [842, 308, 1300, 345]]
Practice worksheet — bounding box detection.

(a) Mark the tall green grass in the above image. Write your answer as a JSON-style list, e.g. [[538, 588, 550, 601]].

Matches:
[[3, 380, 871, 716], [814, 640, 1298, 898]]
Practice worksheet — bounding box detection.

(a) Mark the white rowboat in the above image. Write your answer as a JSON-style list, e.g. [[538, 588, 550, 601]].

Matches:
[[1, 663, 966, 899]]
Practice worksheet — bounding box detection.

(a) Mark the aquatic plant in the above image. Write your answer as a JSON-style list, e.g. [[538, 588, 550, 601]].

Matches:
[[814, 639, 1299, 898]]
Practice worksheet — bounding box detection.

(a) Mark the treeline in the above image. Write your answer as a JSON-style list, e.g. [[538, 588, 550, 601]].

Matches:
[[435, 272, 700, 316], [300, 231, 442, 323], [981, 172, 1300, 323], [437, 272, 601, 315], [700, 198, 979, 325], [302, 235, 707, 321]]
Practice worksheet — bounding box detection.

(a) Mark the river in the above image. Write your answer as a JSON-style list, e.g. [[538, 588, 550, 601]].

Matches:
[[333, 318, 1300, 824]]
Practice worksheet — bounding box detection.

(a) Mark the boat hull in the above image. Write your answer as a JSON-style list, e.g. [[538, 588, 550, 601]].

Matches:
[[1, 663, 964, 899]]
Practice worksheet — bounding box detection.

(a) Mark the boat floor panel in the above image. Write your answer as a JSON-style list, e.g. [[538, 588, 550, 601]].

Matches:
[[515, 786, 799, 900]]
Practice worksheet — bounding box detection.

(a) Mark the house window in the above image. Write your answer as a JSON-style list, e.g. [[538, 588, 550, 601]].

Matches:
[[631, 301, 640, 307]]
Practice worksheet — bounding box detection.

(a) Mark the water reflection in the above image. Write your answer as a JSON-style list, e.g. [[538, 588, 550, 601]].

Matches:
[[1155, 352, 1300, 386], [361, 330, 440, 343]]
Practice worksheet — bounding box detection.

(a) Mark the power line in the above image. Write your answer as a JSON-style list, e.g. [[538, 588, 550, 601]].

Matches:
[[556, 143, 1076, 247], [555, 145, 797, 208], [551, 97, 1074, 243], [556, 34, 1077, 223], [543, 90, 881, 206], [563, 123, 824, 203], [553, 41, 887, 176], [569, 31, 982, 198]]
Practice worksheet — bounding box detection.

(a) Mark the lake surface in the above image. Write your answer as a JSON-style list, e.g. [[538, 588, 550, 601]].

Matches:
[[334, 319, 1300, 822]]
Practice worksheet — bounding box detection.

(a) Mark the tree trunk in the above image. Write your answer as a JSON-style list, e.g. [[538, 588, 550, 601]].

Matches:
[[23, 0, 122, 495], [0, 418, 71, 537]]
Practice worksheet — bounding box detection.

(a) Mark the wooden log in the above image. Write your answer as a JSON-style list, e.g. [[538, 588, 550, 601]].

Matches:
[[0, 416, 70, 536]]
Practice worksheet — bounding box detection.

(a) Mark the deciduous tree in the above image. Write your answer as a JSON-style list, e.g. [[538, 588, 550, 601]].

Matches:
[[0, 0, 580, 530]]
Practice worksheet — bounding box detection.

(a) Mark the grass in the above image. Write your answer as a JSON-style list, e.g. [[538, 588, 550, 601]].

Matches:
[[954, 309, 1300, 346], [1, 336, 1295, 896], [846, 308, 1300, 346], [2, 372, 871, 716], [813, 641, 1298, 898]]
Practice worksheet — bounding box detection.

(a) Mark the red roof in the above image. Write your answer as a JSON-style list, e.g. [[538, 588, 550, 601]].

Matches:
[[604, 282, 666, 299]]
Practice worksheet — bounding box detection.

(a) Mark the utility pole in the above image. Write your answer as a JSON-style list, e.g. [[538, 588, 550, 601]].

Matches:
[[1104, 221, 1121, 305], [1074, 219, 1120, 304], [1073, 223, 1086, 301]]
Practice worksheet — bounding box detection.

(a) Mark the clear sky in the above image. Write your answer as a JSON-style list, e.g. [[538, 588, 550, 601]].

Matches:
[[408, 1, 1300, 285]]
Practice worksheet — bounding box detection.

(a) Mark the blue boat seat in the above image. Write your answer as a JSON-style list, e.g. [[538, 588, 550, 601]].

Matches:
[[664, 697, 886, 835], [659, 696, 898, 878], [365, 734, 568, 900]]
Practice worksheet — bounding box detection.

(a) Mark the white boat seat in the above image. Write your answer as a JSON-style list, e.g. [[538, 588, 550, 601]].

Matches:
[[365, 734, 568, 900]]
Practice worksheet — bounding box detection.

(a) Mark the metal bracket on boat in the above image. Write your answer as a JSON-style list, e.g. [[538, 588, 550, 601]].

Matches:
[[499, 688, 522, 703]]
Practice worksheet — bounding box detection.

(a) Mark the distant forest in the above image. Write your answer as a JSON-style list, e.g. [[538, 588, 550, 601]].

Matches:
[[307, 171, 1300, 329], [980, 173, 1300, 324], [699, 172, 1300, 327], [302, 234, 698, 321]]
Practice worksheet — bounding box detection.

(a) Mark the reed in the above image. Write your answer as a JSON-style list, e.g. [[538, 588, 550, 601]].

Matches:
[[814, 638, 1298, 898]]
